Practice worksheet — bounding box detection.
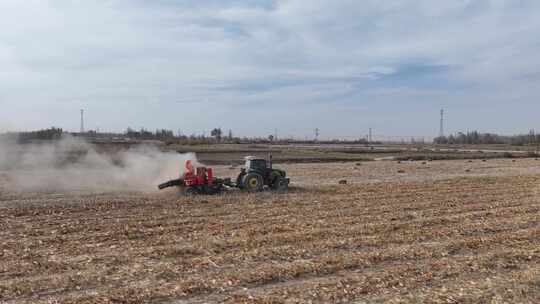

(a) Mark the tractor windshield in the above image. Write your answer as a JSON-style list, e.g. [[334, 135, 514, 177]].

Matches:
[[246, 159, 267, 170]]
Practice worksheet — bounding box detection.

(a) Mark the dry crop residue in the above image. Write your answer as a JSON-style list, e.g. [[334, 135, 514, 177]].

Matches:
[[1, 175, 540, 303]]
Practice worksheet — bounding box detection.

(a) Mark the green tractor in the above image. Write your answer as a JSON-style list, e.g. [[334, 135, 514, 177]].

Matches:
[[235, 156, 289, 192]]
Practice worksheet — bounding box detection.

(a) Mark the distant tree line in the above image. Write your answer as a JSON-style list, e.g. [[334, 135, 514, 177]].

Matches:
[[17, 127, 63, 143], [434, 130, 540, 146], [124, 127, 240, 144], [5, 126, 378, 145], [125, 128, 175, 140]]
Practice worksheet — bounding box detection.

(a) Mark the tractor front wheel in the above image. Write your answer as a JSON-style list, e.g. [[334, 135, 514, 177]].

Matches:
[[243, 173, 263, 192]]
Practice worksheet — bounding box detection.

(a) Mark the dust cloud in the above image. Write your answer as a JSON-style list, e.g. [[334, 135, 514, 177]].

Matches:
[[0, 135, 198, 192]]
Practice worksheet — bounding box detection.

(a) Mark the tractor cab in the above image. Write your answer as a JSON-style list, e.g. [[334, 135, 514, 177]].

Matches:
[[244, 157, 269, 172]]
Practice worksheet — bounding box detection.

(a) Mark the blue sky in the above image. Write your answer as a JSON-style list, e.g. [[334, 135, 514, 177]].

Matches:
[[0, 0, 539, 140]]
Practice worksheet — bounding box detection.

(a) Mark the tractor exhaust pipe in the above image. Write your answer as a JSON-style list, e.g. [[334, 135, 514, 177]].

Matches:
[[158, 178, 183, 190]]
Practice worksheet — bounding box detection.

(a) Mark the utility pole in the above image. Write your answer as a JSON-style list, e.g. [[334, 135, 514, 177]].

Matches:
[[369, 128, 372, 143], [80, 109, 84, 133], [439, 109, 444, 138], [535, 129, 540, 155]]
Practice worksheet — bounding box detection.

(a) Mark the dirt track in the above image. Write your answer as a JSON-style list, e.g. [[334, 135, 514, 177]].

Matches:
[[1, 160, 540, 303]]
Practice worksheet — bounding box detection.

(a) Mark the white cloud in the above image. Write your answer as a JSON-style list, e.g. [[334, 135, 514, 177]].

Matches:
[[0, 0, 539, 137]]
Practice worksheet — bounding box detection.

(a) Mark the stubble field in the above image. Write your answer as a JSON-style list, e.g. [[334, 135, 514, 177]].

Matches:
[[1, 158, 540, 303]]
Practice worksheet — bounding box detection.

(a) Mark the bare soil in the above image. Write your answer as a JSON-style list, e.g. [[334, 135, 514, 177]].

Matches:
[[1, 159, 540, 303], [163, 143, 538, 164]]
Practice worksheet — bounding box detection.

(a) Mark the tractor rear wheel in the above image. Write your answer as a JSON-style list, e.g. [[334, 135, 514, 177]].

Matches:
[[271, 176, 288, 192], [243, 173, 263, 192]]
